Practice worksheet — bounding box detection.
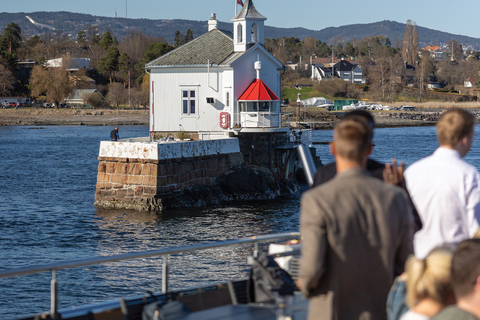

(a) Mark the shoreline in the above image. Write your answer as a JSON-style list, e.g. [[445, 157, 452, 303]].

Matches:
[[0, 108, 150, 126], [0, 108, 440, 128]]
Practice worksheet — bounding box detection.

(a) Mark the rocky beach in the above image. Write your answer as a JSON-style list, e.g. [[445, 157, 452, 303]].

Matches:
[[0, 108, 150, 126], [0, 108, 445, 128]]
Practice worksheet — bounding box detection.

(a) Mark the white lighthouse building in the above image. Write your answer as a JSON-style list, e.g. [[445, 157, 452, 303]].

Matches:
[[145, 0, 286, 140]]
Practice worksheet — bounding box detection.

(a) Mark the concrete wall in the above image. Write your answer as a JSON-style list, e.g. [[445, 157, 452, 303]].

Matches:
[[98, 138, 240, 160]]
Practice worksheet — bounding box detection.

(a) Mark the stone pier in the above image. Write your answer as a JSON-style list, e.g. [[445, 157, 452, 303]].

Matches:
[[94, 138, 244, 211]]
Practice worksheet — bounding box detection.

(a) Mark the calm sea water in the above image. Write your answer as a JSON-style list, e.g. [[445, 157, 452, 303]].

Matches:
[[1, 125, 480, 319]]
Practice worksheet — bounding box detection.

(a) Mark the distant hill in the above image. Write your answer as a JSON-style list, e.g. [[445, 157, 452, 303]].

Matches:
[[1, 12, 480, 50]]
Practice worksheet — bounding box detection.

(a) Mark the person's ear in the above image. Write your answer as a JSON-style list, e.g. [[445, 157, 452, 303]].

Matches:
[[366, 143, 373, 156], [474, 275, 480, 290]]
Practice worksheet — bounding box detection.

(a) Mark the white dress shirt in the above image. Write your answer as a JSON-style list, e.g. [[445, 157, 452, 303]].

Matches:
[[405, 147, 480, 258]]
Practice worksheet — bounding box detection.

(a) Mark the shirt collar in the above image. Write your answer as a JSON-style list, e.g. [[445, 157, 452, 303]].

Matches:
[[434, 147, 461, 159]]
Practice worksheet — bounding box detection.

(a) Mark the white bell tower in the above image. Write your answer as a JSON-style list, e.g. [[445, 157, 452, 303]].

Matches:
[[231, 0, 266, 52]]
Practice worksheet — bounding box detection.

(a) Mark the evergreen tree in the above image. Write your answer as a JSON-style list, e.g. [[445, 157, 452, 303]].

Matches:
[[185, 29, 194, 43], [99, 46, 120, 83], [3, 23, 21, 54], [99, 31, 114, 50], [174, 31, 185, 47], [118, 52, 131, 85], [77, 30, 86, 47]]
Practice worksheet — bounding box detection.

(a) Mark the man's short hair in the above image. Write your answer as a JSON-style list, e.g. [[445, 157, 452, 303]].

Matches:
[[436, 108, 475, 146], [344, 110, 375, 129], [451, 239, 480, 298], [333, 116, 372, 163]]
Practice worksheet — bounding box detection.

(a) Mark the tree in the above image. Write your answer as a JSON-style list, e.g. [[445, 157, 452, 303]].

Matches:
[[2, 23, 21, 54], [30, 65, 72, 106], [185, 29, 194, 43], [132, 41, 172, 85], [118, 53, 131, 86], [174, 30, 186, 47], [402, 20, 419, 66], [99, 31, 114, 50], [417, 56, 433, 101], [107, 82, 127, 109], [99, 46, 120, 83], [0, 64, 15, 95], [343, 42, 356, 58], [77, 30, 86, 47], [86, 92, 107, 108]]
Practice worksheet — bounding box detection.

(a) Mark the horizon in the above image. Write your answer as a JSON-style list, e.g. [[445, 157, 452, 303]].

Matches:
[[1, 0, 480, 39]]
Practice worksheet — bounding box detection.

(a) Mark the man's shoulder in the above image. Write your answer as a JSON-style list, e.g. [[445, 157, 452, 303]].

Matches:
[[431, 305, 479, 320]]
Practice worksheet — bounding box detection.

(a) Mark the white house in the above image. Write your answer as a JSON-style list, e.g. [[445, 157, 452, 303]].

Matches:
[[44, 57, 91, 70], [464, 76, 477, 88], [145, 0, 287, 141], [311, 58, 364, 84]]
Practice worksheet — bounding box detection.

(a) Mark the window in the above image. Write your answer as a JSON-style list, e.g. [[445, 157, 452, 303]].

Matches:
[[251, 23, 259, 43], [237, 24, 243, 43], [182, 89, 197, 115]]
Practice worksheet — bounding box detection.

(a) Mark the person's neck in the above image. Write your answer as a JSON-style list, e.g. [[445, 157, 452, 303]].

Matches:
[[411, 298, 445, 318], [336, 158, 364, 173], [457, 298, 480, 319]]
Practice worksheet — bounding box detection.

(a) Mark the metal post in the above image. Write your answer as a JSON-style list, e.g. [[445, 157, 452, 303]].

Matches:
[[253, 243, 259, 258], [50, 270, 58, 319], [162, 255, 169, 293]]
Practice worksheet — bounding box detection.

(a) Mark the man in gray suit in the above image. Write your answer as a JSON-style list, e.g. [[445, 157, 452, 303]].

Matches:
[[299, 116, 415, 320]]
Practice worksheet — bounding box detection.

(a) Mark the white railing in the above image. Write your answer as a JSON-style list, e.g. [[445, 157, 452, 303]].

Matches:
[[240, 112, 284, 128], [0, 232, 300, 319], [290, 129, 313, 145]]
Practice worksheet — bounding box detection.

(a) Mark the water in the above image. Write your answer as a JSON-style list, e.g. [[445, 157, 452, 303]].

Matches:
[[1, 125, 480, 319]]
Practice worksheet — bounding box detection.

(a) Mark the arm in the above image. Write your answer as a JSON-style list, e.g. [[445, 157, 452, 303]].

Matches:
[[299, 191, 328, 297], [393, 191, 415, 276], [385, 159, 423, 231], [466, 171, 480, 237]]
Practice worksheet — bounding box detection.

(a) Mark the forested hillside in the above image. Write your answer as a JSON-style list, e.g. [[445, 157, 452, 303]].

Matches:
[[0, 12, 479, 48]]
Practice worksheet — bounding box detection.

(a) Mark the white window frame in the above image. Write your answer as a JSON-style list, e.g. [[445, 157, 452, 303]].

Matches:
[[181, 88, 198, 117]]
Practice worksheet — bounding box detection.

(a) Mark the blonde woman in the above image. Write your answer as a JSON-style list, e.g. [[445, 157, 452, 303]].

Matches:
[[400, 246, 455, 320]]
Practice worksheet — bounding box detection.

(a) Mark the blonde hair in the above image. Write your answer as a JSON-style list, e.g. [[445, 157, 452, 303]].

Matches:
[[436, 108, 474, 147], [405, 246, 454, 307]]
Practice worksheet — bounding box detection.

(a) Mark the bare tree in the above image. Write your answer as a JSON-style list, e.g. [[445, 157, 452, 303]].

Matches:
[[402, 20, 419, 66], [0, 64, 15, 95], [416, 56, 433, 101], [106, 82, 127, 109], [30, 65, 72, 106]]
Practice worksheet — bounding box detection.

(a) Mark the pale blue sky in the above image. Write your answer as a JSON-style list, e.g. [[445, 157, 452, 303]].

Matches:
[[1, 0, 479, 38]]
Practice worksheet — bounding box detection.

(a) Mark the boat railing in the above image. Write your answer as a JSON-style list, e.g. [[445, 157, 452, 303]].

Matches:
[[0, 232, 300, 319]]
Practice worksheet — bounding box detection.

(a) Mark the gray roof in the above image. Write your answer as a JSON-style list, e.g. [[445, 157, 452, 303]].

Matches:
[[145, 29, 236, 67], [67, 89, 104, 100], [233, 0, 266, 20]]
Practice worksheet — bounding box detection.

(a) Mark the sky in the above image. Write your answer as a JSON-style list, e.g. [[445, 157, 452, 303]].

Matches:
[[1, 0, 480, 39]]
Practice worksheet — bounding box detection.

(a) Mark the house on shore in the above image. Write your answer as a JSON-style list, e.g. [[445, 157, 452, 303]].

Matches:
[[420, 45, 446, 62], [311, 57, 364, 84]]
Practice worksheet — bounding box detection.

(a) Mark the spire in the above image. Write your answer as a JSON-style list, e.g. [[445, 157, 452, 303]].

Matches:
[[231, 0, 266, 52], [232, 0, 266, 21]]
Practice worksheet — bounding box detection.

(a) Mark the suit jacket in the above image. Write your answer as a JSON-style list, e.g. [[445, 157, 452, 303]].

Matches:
[[300, 169, 414, 320], [312, 158, 385, 187]]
